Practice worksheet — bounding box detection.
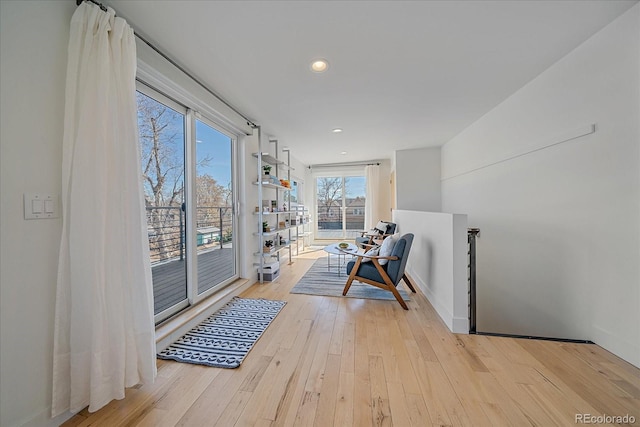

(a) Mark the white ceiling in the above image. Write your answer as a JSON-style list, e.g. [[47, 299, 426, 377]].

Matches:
[[109, 0, 636, 166]]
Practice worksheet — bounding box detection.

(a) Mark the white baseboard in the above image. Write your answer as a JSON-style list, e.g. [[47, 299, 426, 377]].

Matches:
[[592, 325, 640, 368], [407, 266, 466, 334], [451, 316, 470, 334], [11, 407, 73, 427]]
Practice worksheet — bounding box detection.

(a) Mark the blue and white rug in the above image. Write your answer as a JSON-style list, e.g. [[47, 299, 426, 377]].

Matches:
[[290, 258, 410, 301], [157, 297, 286, 368]]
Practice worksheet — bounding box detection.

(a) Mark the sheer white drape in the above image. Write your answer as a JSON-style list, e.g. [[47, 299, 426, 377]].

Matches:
[[364, 165, 380, 230], [52, 3, 156, 417]]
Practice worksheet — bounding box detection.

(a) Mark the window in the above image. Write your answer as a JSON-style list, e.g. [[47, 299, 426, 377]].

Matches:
[[315, 175, 366, 239]]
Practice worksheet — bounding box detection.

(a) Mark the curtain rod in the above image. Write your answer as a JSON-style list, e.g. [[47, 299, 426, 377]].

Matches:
[[75, 0, 258, 129], [308, 162, 380, 169]]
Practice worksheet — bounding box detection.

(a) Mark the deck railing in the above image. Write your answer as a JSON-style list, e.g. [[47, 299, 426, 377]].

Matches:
[[146, 205, 233, 265], [316, 206, 364, 231]]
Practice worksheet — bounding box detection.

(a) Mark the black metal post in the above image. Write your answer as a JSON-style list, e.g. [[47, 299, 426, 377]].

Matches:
[[468, 228, 480, 334], [179, 203, 185, 261], [219, 207, 224, 249]]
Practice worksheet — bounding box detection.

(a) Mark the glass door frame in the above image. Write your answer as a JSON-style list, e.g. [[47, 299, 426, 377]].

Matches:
[[137, 82, 240, 323], [190, 112, 239, 304]]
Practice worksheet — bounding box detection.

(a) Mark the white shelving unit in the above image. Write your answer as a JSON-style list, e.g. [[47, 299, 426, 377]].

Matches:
[[290, 205, 311, 255], [253, 136, 294, 283]]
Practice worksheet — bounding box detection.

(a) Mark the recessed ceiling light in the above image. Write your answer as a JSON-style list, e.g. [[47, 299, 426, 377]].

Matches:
[[310, 59, 329, 73], [340, 151, 347, 155], [332, 128, 343, 133]]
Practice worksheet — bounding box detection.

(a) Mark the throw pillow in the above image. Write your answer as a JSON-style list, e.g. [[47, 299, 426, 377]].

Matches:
[[361, 246, 379, 263], [377, 234, 398, 265], [375, 221, 389, 234]]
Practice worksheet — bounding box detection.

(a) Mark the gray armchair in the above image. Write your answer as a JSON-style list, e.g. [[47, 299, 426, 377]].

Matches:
[[343, 233, 415, 309], [355, 221, 397, 249]]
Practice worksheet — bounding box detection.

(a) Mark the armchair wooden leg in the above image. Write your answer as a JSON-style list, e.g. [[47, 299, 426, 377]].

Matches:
[[388, 284, 408, 310], [343, 257, 362, 296], [372, 259, 409, 310], [402, 273, 417, 293], [343, 276, 354, 296]]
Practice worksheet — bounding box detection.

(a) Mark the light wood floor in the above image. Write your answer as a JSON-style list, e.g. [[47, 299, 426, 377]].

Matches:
[[63, 249, 640, 426]]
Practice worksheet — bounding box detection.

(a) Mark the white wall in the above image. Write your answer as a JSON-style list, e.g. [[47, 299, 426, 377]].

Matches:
[[395, 147, 441, 212], [393, 210, 468, 333], [442, 5, 639, 367], [0, 2, 77, 426], [240, 132, 260, 280]]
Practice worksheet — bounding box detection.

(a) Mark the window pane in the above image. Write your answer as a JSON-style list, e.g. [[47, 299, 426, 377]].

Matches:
[[315, 175, 366, 239], [195, 119, 235, 294], [316, 177, 344, 239], [344, 176, 366, 238], [137, 91, 187, 318]]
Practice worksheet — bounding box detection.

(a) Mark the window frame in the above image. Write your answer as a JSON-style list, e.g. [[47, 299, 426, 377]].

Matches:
[[136, 81, 241, 324]]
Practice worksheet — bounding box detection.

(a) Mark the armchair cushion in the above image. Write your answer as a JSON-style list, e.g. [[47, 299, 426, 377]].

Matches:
[[386, 235, 410, 284], [346, 260, 385, 282], [355, 236, 370, 246], [377, 234, 398, 265], [360, 246, 379, 263]]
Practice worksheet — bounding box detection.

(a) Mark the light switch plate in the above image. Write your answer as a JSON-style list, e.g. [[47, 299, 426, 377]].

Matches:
[[24, 193, 59, 219]]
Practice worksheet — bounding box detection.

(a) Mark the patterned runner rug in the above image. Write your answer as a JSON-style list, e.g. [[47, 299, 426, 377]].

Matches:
[[157, 297, 286, 368], [290, 257, 410, 301]]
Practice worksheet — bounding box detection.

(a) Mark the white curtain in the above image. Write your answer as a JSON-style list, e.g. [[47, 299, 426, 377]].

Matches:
[[364, 165, 380, 230], [52, 3, 156, 416]]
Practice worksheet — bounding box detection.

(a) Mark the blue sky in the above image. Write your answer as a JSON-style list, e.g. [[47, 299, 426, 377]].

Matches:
[[196, 120, 232, 187], [346, 176, 366, 198], [316, 176, 366, 198]]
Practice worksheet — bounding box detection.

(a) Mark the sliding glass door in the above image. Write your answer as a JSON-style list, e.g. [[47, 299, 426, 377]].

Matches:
[[137, 89, 189, 319], [195, 118, 236, 295], [316, 175, 366, 240], [137, 84, 238, 323]]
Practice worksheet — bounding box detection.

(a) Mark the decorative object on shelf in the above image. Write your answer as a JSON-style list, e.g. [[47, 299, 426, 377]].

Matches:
[[263, 240, 274, 253], [282, 203, 287, 212], [279, 179, 291, 189], [262, 164, 271, 175], [262, 221, 269, 232]]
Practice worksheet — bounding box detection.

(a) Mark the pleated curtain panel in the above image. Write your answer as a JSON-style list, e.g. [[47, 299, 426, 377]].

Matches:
[[364, 164, 380, 230], [52, 2, 156, 417]]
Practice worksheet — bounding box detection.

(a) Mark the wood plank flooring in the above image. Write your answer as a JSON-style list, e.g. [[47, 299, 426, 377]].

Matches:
[[64, 249, 640, 426]]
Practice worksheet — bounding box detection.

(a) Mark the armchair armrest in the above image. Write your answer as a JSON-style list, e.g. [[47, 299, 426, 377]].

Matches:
[[361, 243, 379, 249], [338, 248, 398, 261]]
